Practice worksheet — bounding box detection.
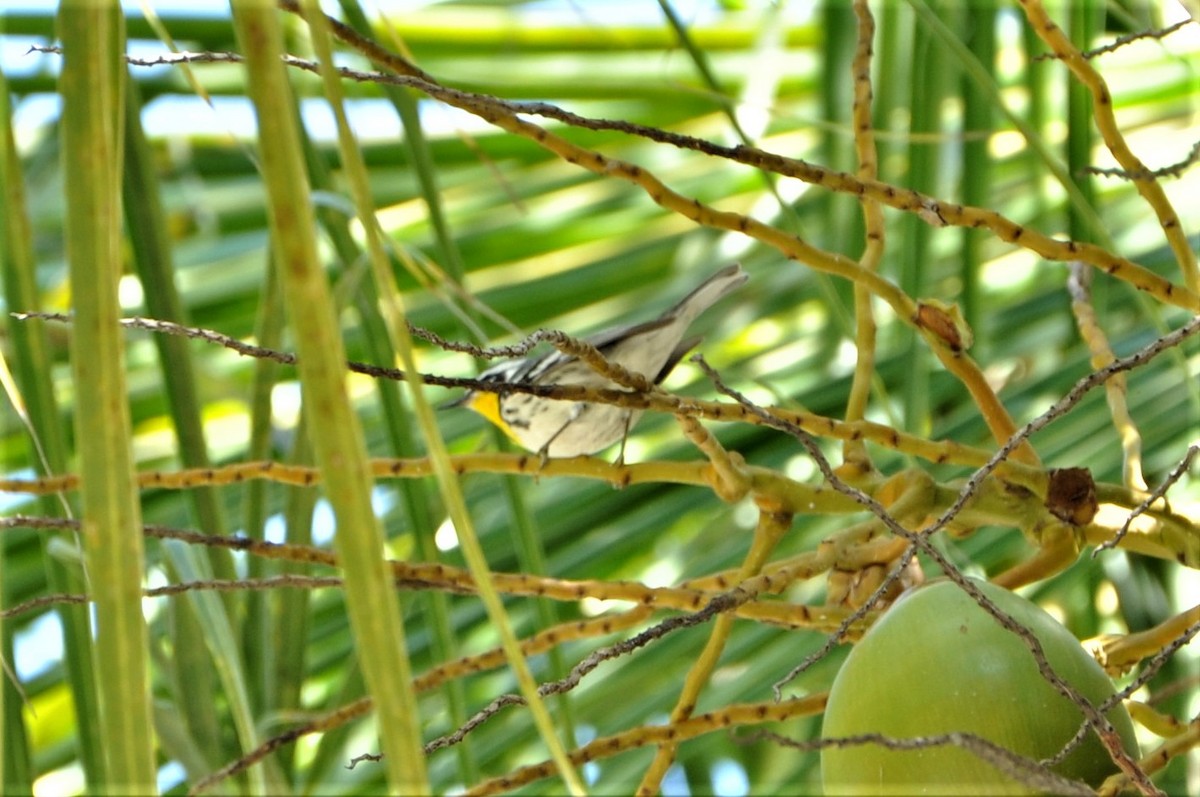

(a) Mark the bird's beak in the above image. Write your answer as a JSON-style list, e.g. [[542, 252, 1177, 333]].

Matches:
[[438, 392, 472, 410]]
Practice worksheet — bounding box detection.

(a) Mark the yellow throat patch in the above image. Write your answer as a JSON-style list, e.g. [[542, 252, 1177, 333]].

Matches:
[[467, 391, 523, 445]]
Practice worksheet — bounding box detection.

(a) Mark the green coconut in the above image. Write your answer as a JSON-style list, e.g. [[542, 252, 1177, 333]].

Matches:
[[821, 577, 1138, 795]]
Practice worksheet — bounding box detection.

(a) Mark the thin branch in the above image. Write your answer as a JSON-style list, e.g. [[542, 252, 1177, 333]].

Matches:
[[753, 730, 1094, 796], [1084, 139, 1200, 181], [429, 584, 770, 752], [1046, 615, 1200, 768], [1095, 444, 1198, 556], [1030, 18, 1195, 62]]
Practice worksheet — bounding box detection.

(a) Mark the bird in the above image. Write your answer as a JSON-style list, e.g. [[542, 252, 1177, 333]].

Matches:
[[448, 264, 747, 460]]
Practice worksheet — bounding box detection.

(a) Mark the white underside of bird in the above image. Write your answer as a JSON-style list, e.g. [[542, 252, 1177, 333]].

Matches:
[[455, 264, 748, 458]]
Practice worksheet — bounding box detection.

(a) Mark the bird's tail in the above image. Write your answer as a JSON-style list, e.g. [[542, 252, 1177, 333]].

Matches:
[[667, 263, 748, 325]]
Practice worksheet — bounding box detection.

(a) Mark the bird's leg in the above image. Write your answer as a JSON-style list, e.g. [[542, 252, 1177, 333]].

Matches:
[[536, 403, 585, 466], [614, 410, 634, 468]]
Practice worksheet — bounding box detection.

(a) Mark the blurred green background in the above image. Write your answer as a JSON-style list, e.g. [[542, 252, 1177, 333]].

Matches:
[[1, 1, 1197, 794]]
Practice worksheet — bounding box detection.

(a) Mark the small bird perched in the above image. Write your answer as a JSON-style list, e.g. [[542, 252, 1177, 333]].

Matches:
[[449, 264, 748, 459]]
